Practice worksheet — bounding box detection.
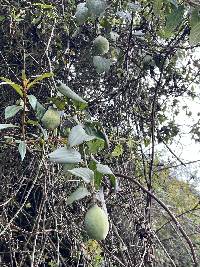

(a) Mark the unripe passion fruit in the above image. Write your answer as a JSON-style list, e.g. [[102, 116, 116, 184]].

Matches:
[[41, 109, 60, 130], [84, 205, 109, 240], [75, 3, 89, 25], [93, 35, 109, 55], [86, 0, 106, 17]]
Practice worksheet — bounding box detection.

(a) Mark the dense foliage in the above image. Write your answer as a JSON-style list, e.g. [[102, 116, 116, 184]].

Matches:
[[0, 0, 200, 266]]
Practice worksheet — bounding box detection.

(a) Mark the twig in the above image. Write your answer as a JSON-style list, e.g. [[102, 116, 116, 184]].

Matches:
[[152, 231, 177, 267]]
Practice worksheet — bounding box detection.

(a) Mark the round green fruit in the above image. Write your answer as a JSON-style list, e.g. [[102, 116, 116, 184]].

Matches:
[[93, 36, 109, 55], [41, 109, 61, 130], [93, 56, 111, 73], [75, 3, 89, 25], [86, 0, 106, 17], [84, 205, 109, 240]]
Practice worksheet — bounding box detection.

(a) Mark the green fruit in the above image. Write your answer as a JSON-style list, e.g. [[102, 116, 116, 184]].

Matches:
[[86, 0, 106, 17], [93, 56, 111, 73], [41, 108, 60, 130], [93, 36, 109, 55], [75, 3, 89, 25], [84, 205, 109, 240]]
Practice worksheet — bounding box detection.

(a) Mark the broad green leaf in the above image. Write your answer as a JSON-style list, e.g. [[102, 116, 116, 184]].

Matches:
[[28, 95, 37, 110], [0, 124, 18, 130], [189, 22, 200, 46], [163, 5, 184, 37], [0, 77, 23, 97], [87, 139, 105, 153], [97, 163, 113, 175], [190, 8, 200, 28], [66, 186, 90, 205], [48, 96, 67, 110], [36, 102, 46, 120], [96, 163, 116, 187], [84, 121, 109, 148], [28, 95, 46, 120], [68, 168, 94, 183], [18, 141, 26, 161], [68, 125, 95, 147], [94, 170, 103, 189], [111, 144, 123, 157], [88, 160, 97, 172], [48, 147, 82, 164], [5, 105, 23, 119], [27, 72, 53, 89], [57, 81, 87, 104], [63, 163, 76, 173]]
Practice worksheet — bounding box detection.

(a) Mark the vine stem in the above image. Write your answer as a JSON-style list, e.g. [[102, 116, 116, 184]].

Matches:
[[22, 81, 28, 141], [114, 173, 198, 267]]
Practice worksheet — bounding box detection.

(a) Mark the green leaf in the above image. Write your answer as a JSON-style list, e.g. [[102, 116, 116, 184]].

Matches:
[[28, 95, 37, 110], [94, 170, 103, 189], [18, 141, 26, 161], [189, 22, 200, 46], [33, 3, 54, 9], [36, 102, 46, 120], [111, 144, 123, 157], [63, 163, 76, 173], [57, 81, 87, 104], [68, 168, 94, 183], [73, 100, 88, 111], [0, 15, 5, 22], [0, 77, 23, 97], [48, 147, 82, 164], [27, 119, 39, 126], [5, 105, 23, 119], [84, 121, 109, 148], [96, 163, 116, 187], [68, 125, 95, 147], [28, 95, 46, 120], [66, 186, 90, 205], [48, 96, 66, 110], [190, 8, 200, 28], [0, 124, 18, 130], [163, 5, 184, 37], [87, 139, 105, 153], [97, 163, 113, 175], [27, 72, 53, 89]]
